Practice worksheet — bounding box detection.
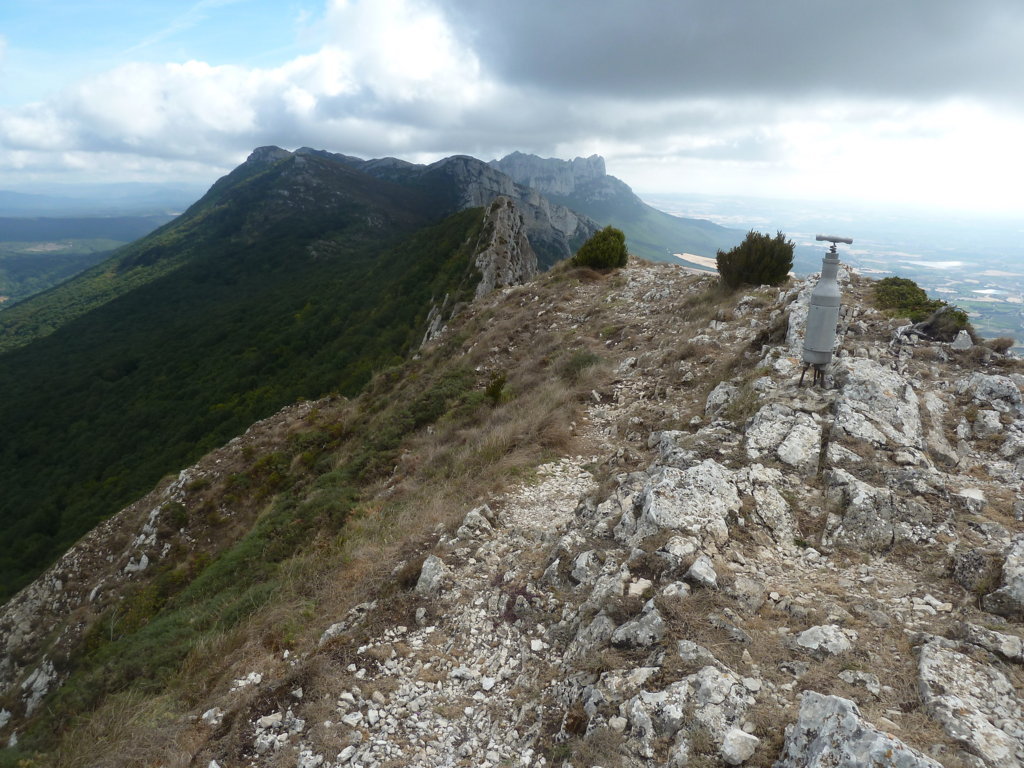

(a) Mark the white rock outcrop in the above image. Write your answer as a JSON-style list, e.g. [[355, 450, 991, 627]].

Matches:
[[775, 692, 942, 767]]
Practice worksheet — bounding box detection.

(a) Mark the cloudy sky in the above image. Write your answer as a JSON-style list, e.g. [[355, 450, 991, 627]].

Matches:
[[2, 0, 1023, 214]]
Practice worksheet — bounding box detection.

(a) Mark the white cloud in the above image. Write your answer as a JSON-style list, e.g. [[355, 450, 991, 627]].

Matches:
[[0, 0, 492, 181], [0, 0, 1022, 215]]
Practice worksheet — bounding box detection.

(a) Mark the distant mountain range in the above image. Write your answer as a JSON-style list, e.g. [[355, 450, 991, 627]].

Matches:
[[0, 183, 204, 217]]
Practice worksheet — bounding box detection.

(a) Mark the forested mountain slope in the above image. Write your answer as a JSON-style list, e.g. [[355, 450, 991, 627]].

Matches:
[[0, 146, 572, 603]]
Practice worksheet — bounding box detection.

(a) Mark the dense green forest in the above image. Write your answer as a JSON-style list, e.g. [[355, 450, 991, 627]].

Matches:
[[0, 206, 485, 601], [0, 247, 113, 304], [0, 216, 172, 307]]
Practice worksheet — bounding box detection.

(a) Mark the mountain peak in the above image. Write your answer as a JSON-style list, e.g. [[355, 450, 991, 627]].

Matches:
[[490, 151, 606, 196], [245, 145, 293, 165]]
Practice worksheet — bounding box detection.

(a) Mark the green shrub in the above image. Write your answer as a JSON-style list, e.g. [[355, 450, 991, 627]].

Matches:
[[716, 230, 793, 289], [873, 276, 975, 340], [558, 350, 600, 383], [874, 276, 933, 313], [917, 305, 971, 341], [572, 226, 628, 269]]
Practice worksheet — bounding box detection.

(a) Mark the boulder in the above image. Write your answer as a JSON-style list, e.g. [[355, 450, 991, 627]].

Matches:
[[742, 465, 799, 546], [616, 460, 739, 548], [981, 535, 1024, 619], [745, 404, 821, 472], [958, 373, 1023, 413], [565, 614, 617, 664], [611, 608, 665, 648], [774, 692, 942, 767], [918, 640, 1024, 766], [455, 504, 495, 539], [961, 622, 1024, 663], [685, 555, 718, 589], [951, 548, 1001, 595], [973, 410, 1003, 439], [722, 727, 760, 765], [706, 382, 739, 418], [794, 625, 855, 658], [622, 665, 753, 762], [822, 469, 934, 551], [414, 555, 449, 596], [951, 329, 974, 349], [832, 358, 923, 448]]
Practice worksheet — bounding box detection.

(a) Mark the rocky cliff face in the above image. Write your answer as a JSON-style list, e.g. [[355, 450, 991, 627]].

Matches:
[[422, 155, 597, 267], [489, 151, 607, 197], [3, 260, 1023, 767], [311, 149, 599, 269], [472, 196, 539, 300], [421, 195, 539, 345]]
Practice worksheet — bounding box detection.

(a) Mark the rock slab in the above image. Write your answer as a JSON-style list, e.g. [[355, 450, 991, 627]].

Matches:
[[774, 692, 942, 768]]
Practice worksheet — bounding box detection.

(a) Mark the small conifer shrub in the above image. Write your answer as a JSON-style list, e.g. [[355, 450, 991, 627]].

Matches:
[[572, 226, 628, 269], [716, 230, 794, 289]]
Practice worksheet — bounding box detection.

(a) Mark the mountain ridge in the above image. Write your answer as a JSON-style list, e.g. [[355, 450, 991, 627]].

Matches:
[[0, 146, 578, 604], [2, 258, 1023, 767], [490, 151, 744, 263]]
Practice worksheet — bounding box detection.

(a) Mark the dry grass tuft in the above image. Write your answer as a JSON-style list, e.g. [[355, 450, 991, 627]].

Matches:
[[52, 690, 195, 768]]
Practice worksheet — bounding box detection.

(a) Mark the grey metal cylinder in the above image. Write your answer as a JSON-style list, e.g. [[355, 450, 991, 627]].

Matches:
[[802, 255, 842, 366]]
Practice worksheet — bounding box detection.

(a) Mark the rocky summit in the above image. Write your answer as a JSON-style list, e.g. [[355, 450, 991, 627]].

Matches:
[[2, 258, 1023, 767]]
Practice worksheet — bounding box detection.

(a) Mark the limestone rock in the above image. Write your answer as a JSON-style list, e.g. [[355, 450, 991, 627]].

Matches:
[[622, 665, 753, 761], [832, 357, 923, 448], [706, 382, 739, 418], [566, 614, 617, 663], [429, 155, 598, 266], [961, 622, 1024, 663], [648, 430, 699, 469], [617, 460, 739, 547], [414, 555, 449, 596], [822, 469, 934, 551], [611, 608, 665, 648], [472, 197, 538, 299], [729, 575, 767, 615], [742, 464, 799, 547], [722, 727, 760, 765], [794, 625, 855, 658], [489, 151, 606, 197], [952, 548, 1002, 595], [951, 330, 974, 350], [918, 640, 1024, 766], [20, 659, 56, 717], [455, 504, 495, 540], [685, 555, 718, 589], [318, 601, 377, 647], [974, 409, 1003, 439], [981, 535, 1024, 619], [958, 372, 1023, 413], [775, 692, 942, 767], [837, 670, 881, 696], [745, 404, 821, 471]]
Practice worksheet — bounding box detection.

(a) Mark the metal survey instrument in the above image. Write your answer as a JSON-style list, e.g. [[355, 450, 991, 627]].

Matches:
[[800, 235, 853, 385]]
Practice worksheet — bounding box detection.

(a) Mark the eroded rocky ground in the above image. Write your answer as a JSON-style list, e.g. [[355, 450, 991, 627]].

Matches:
[[4, 260, 1024, 767]]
